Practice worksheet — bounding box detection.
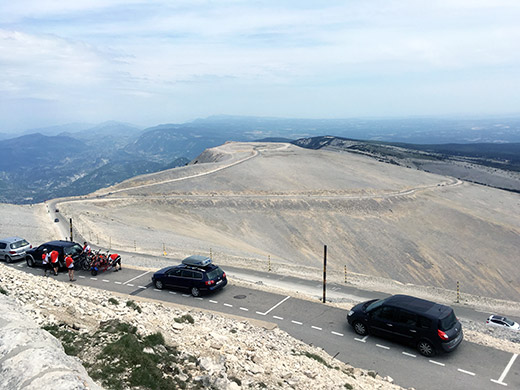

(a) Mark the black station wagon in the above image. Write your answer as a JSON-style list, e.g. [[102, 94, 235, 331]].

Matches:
[[347, 294, 463, 357], [152, 255, 227, 297]]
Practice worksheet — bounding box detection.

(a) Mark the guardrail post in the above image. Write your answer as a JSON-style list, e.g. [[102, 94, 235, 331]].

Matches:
[[268, 255, 271, 272], [456, 281, 460, 303], [322, 245, 327, 303], [344, 265, 347, 284]]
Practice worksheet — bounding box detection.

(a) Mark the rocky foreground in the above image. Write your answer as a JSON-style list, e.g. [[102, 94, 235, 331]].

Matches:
[[0, 264, 404, 390]]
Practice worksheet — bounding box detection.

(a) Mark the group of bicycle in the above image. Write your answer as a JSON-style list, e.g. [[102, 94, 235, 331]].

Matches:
[[78, 242, 122, 276]]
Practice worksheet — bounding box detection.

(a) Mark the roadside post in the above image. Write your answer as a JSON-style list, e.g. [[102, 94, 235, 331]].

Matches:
[[69, 218, 73, 242], [322, 245, 327, 303], [457, 281, 460, 303]]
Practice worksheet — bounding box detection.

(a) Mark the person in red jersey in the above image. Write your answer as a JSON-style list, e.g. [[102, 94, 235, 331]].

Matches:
[[50, 250, 59, 275], [65, 254, 75, 281]]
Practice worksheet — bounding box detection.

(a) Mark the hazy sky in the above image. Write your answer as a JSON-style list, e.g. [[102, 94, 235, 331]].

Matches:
[[1, 0, 520, 131]]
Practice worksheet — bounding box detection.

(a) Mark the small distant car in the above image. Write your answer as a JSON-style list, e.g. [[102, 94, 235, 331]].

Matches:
[[486, 315, 520, 330], [0, 237, 32, 263], [152, 255, 227, 297], [54, 218, 59, 223], [26, 240, 83, 269]]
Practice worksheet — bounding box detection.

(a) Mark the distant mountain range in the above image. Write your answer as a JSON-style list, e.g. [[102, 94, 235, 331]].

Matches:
[[1, 115, 520, 204]]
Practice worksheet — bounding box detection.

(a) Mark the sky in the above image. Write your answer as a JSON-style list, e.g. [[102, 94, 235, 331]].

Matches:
[[1, 0, 520, 131]]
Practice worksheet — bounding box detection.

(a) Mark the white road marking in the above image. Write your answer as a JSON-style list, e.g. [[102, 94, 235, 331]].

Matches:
[[102, 279, 110, 283], [182, 294, 191, 297], [429, 360, 445, 367], [127, 283, 134, 287], [90, 278, 97, 280], [169, 291, 176, 295], [256, 296, 291, 316], [376, 344, 390, 350], [79, 276, 86, 279], [273, 316, 284, 320], [311, 326, 322, 331], [291, 320, 303, 325], [224, 303, 233, 307], [195, 297, 203, 300], [491, 353, 518, 386], [114, 281, 122, 284], [123, 271, 150, 285], [138, 286, 147, 289], [458, 369, 476, 376], [355, 336, 368, 343], [209, 300, 218, 304], [402, 352, 416, 358], [331, 331, 344, 337], [239, 307, 249, 311], [153, 289, 161, 292], [17, 264, 23, 267]]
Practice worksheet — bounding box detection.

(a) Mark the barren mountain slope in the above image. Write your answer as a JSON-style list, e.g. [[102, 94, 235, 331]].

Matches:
[[60, 142, 520, 301]]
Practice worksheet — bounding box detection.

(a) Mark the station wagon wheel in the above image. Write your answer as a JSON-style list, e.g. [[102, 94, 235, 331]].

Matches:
[[154, 280, 163, 290], [353, 321, 368, 336], [417, 340, 435, 357], [191, 287, 201, 297], [91, 269, 98, 276], [26, 255, 35, 267], [5, 255, 12, 263]]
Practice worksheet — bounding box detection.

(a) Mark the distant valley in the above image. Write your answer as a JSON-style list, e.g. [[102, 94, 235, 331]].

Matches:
[[1, 115, 520, 204]]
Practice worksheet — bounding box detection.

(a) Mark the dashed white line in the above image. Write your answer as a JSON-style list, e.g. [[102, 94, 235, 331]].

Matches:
[[376, 344, 390, 350], [102, 279, 110, 283], [311, 326, 322, 331], [355, 336, 368, 343], [239, 307, 249, 312], [182, 294, 191, 297], [114, 281, 121, 284], [273, 316, 284, 320], [127, 283, 134, 287], [169, 291, 176, 295], [402, 352, 416, 358], [195, 297, 203, 300], [291, 320, 303, 325], [429, 360, 445, 367], [209, 300, 218, 304], [153, 289, 161, 292], [90, 277, 97, 280], [138, 286, 147, 289], [224, 303, 233, 307], [458, 369, 475, 376], [331, 331, 344, 337], [79, 276, 86, 279]]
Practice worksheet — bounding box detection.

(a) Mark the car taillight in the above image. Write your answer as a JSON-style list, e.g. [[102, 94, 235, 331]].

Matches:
[[438, 329, 449, 340], [223, 272, 226, 278], [9, 251, 16, 254], [205, 280, 215, 286]]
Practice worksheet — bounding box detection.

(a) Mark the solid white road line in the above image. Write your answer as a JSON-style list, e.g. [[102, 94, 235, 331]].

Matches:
[[123, 271, 150, 285], [491, 353, 518, 386], [457, 369, 476, 376], [256, 296, 291, 316]]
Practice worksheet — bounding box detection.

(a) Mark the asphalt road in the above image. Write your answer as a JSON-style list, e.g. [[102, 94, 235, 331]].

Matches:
[[9, 259, 520, 390]]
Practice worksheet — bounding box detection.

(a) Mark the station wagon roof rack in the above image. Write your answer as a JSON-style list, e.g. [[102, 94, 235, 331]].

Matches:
[[182, 255, 212, 267]]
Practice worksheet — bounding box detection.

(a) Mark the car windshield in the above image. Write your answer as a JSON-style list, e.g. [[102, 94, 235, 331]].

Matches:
[[439, 310, 457, 331], [11, 240, 29, 249], [64, 244, 83, 256], [366, 297, 388, 313], [206, 267, 224, 280]]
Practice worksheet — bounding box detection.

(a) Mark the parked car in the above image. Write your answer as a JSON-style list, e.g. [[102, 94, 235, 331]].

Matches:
[[0, 237, 32, 263], [25, 240, 83, 269], [152, 255, 227, 297], [347, 294, 463, 357], [486, 315, 520, 330]]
